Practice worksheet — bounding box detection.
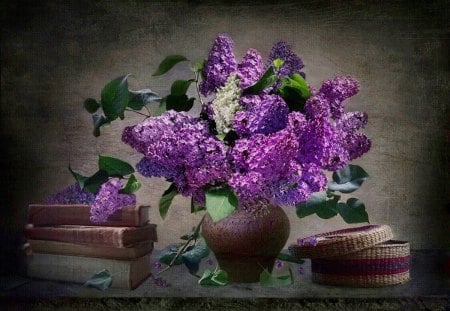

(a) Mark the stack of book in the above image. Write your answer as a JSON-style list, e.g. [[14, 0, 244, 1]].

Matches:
[[24, 204, 156, 289]]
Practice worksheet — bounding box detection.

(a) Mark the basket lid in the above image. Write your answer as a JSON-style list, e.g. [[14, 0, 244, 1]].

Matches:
[[288, 224, 393, 259]]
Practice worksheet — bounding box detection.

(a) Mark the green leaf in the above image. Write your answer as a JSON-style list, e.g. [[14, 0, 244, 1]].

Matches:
[[328, 164, 369, 193], [83, 170, 109, 194], [152, 55, 188, 76], [159, 183, 178, 220], [277, 252, 305, 264], [316, 195, 339, 219], [158, 243, 184, 265], [69, 166, 88, 189], [165, 94, 195, 112], [92, 114, 109, 137], [181, 239, 210, 275], [119, 174, 141, 194], [205, 188, 238, 222], [198, 269, 228, 286], [278, 73, 311, 112], [83, 269, 112, 291], [273, 58, 285, 70], [84, 98, 100, 113], [128, 89, 161, 110], [243, 67, 277, 95], [337, 198, 369, 224], [101, 75, 130, 121], [296, 192, 326, 218], [259, 268, 293, 288], [170, 79, 195, 96], [98, 155, 134, 178]]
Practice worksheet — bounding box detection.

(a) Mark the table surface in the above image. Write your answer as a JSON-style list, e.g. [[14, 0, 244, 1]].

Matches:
[[1, 250, 448, 299]]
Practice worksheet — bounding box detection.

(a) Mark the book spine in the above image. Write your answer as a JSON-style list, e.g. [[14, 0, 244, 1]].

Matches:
[[27, 253, 151, 289], [27, 204, 150, 227], [24, 224, 157, 247], [28, 240, 154, 260]]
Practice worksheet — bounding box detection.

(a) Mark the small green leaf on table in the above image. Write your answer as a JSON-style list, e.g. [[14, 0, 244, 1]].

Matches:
[[198, 268, 228, 286], [159, 183, 178, 220], [152, 55, 188, 76], [181, 239, 211, 275], [337, 198, 369, 224], [259, 268, 293, 287], [159, 243, 184, 265], [83, 269, 112, 291], [119, 174, 141, 194], [205, 188, 238, 222]]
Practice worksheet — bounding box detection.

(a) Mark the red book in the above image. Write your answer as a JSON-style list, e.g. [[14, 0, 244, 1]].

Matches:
[[24, 224, 157, 248], [27, 204, 150, 227]]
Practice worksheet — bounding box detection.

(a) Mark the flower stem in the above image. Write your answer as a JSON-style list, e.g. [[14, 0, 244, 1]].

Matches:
[[194, 71, 205, 106], [125, 108, 150, 117]]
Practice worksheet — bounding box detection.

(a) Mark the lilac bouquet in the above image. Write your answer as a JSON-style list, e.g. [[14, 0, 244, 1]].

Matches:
[[51, 34, 371, 225]]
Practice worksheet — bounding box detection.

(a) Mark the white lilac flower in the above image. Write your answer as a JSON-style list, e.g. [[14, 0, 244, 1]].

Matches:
[[210, 75, 242, 136]]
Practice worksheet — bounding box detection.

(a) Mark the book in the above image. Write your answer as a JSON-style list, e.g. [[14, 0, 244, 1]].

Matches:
[[28, 239, 154, 260], [26, 252, 151, 289], [27, 204, 150, 227], [24, 224, 157, 248]]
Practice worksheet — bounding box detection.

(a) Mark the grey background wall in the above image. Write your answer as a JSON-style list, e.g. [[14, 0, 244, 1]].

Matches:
[[1, 0, 449, 272]]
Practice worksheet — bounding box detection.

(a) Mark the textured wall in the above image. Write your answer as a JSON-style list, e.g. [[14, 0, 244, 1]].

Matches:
[[1, 0, 449, 265]]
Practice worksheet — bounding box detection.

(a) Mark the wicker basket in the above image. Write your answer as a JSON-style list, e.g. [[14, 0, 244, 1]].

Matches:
[[311, 240, 410, 287], [288, 225, 393, 259]]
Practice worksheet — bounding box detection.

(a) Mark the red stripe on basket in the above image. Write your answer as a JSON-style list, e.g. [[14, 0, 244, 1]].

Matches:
[[312, 256, 410, 276]]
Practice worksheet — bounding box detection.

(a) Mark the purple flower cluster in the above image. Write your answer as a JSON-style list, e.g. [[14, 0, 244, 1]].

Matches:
[[46, 183, 95, 205], [200, 35, 237, 96], [122, 111, 230, 197], [89, 178, 136, 223], [237, 48, 264, 89], [266, 41, 305, 79], [233, 94, 289, 137]]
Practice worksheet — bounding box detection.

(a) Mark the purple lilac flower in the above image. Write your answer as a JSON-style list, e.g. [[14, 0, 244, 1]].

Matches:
[[297, 266, 304, 275], [237, 48, 264, 89], [152, 261, 163, 270], [233, 94, 289, 137], [295, 116, 350, 171], [335, 111, 368, 132], [152, 276, 171, 288], [266, 41, 305, 79], [307, 236, 318, 246], [89, 178, 136, 223], [229, 129, 326, 205], [318, 76, 360, 119], [45, 183, 95, 205], [122, 111, 230, 196], [200, 35, 237, 96], [274, 259, 284, 269]]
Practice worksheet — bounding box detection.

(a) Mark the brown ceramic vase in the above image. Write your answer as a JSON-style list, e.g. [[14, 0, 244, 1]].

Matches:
[[202, 204, 290, 283]]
